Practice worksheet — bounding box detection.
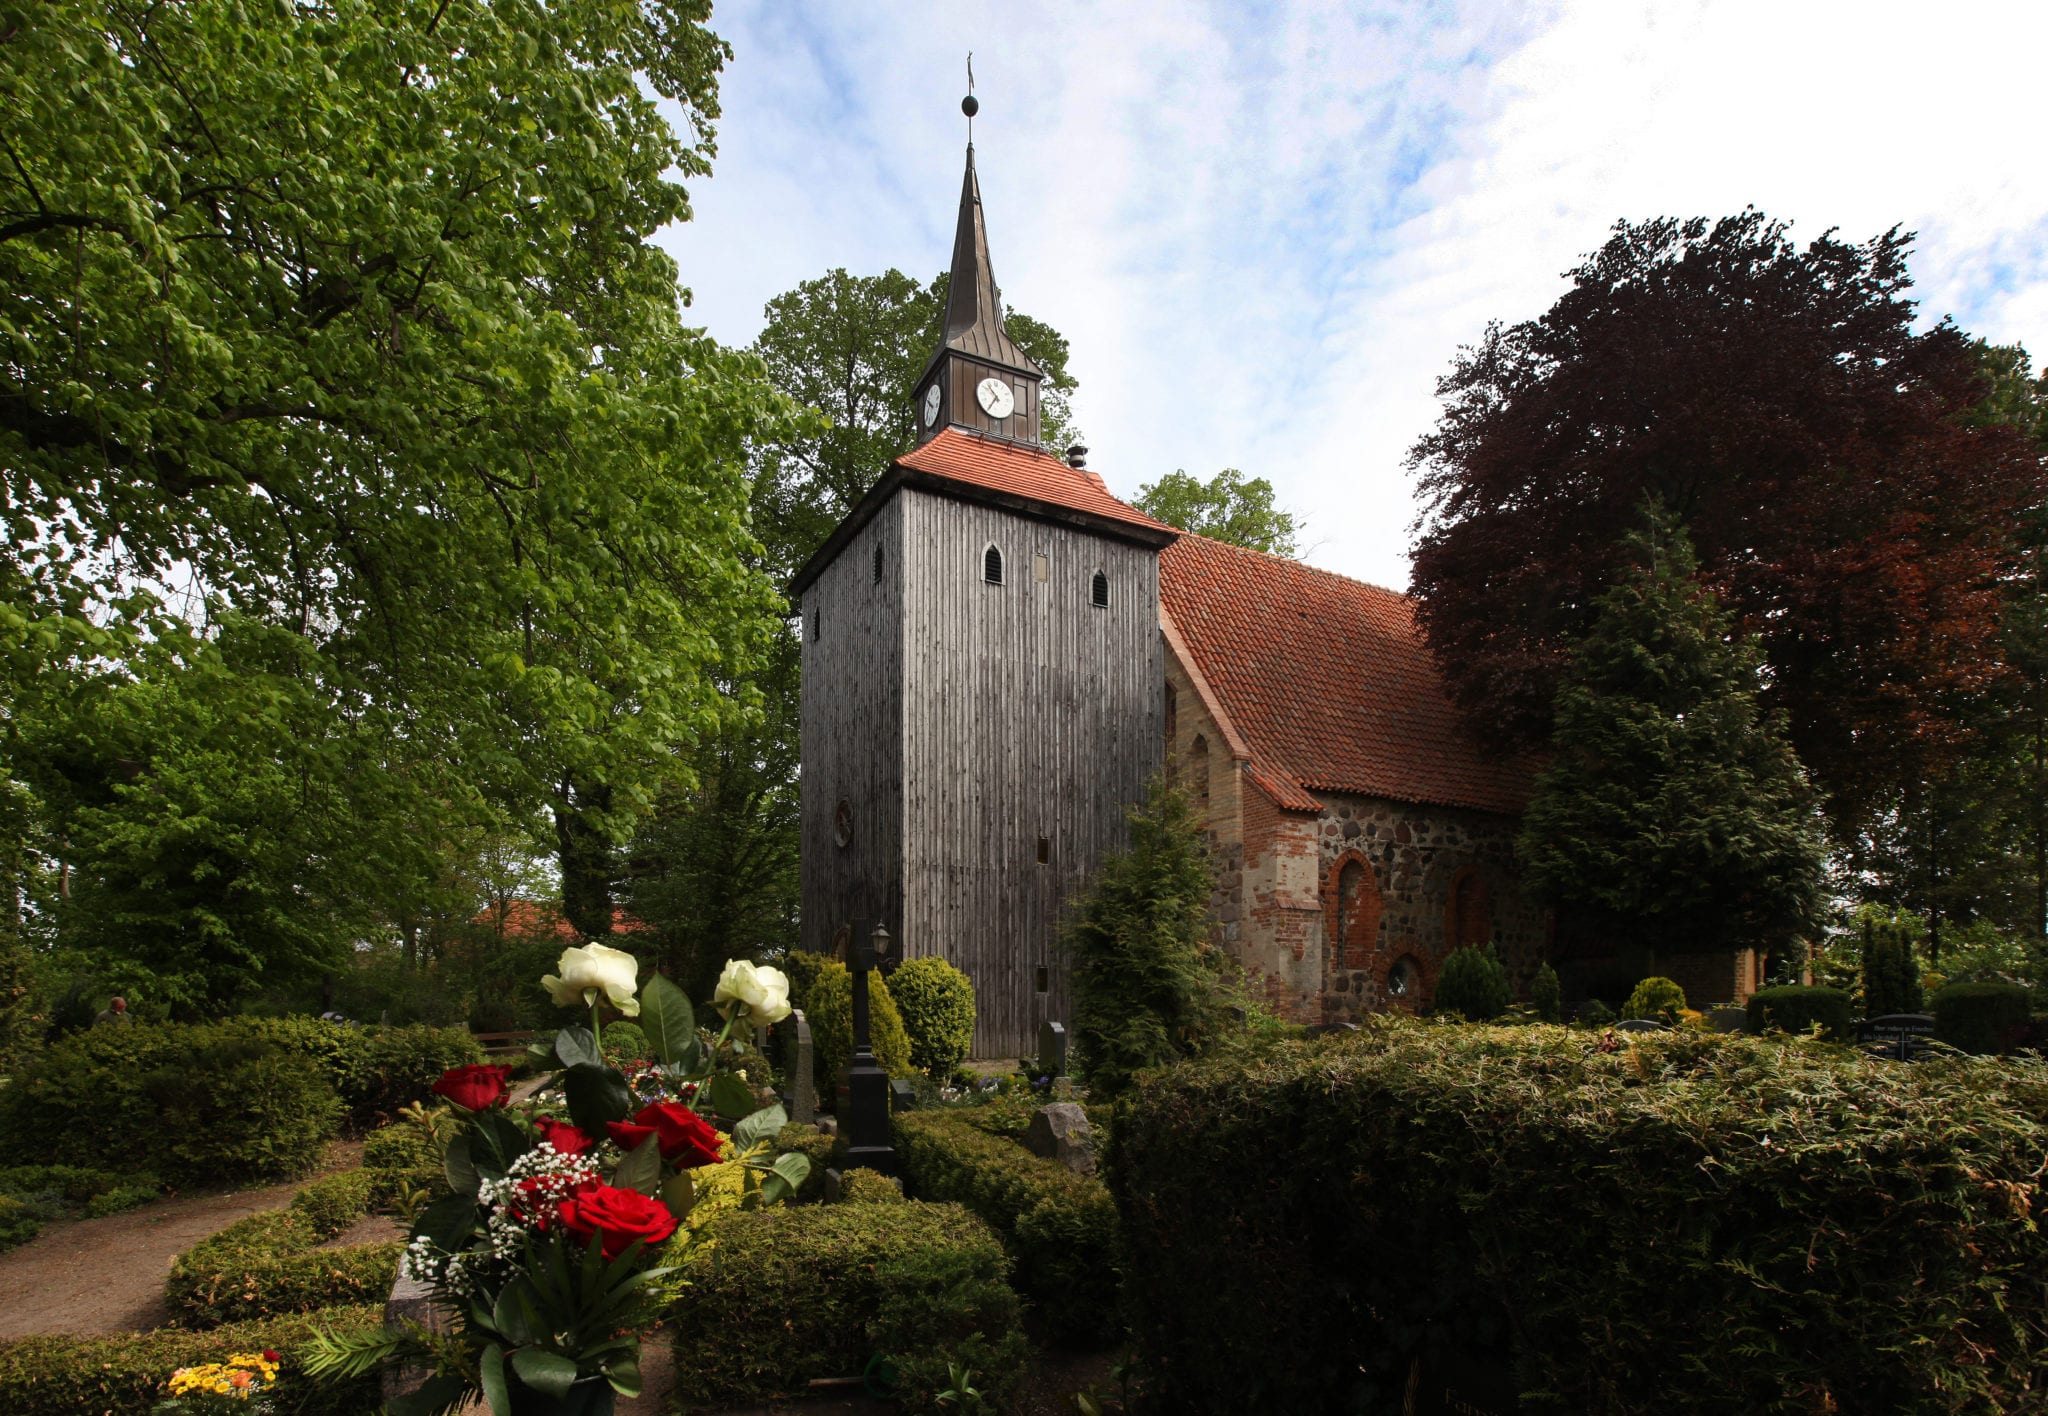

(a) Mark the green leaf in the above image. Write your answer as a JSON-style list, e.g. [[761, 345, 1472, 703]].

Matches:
[[480, 1343, 510, 1416], [444, 1133, 480, 1198], [470, 1110, 529, 1177], [639, 972, 696, 1065], [493, 1277, 542, 1346], [389, 1373, 474, 1416], [770, 1151, 811, 1192], [564, 1062, 634, 1139], [612, 1134, 662, 1196], [708, 1071, 755, 1120], [554, 1024, 600, 1069], [659, 1170, 697, 1221], [606, 1353, 642, 1397], [511, 1347, 581, 1399], [732, 1101, 787, 1152], [412, 1193, 479, 1255], [757, 1173, 792, 1207]]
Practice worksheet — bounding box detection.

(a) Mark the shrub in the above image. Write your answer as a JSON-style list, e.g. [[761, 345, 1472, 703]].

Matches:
[[840, 1167, 905, 1204], [0, 1165, 160, 1247], [780, 949, 836, 1015], [0, 1305, 383, 1416], [669, 1201, 1026, 1414], [1530, 963, 1562, 1023], [1109, 1022, 2048, 1414], [84, 1184, 159, 1219], [1623, 975, 1687, 1023], [165, 1170, 398, 1327], [773, 1123, 839, 1203], [1577, 998, 1616, 1026], [361, 1108, 450, 1209], [805, 958, 914, 1091], [600, 1020, 649, 1067], [893, 1109, 1119, 1344], [0, 1195, 38, 1250], [889, 957, 977, 1076], [1746, 984, 1853, 1041], [1433, 945, 1511, 1020], [1933, 981, 2035, 1054], [1861, 915, 1924, 1017], [0, 1022, 341, 1187], [1064, 779, 1232, 1096], [227, 1017, 484, 1126]]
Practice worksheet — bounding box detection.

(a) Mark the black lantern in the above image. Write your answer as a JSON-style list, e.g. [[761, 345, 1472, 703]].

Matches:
[[841, 921, 896, 1173]]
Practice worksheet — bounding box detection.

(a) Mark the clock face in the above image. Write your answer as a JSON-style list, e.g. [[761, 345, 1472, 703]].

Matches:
[[975, 377, 1016, 420], [922, 383, 941, 428]]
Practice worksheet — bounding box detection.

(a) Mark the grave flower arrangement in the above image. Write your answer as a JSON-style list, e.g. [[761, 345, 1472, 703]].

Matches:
[[152, 1350, 281, 1412], [306, 951, 803, 1416]]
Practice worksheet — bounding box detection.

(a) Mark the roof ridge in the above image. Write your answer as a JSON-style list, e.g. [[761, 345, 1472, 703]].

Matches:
[[1177, 530, 1410, 602]]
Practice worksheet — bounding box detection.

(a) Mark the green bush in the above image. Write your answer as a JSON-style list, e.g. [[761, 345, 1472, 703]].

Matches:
[[773, 1123, 839, 1203], [84, 1183, 158, 1218], [805, 958, 914, 1091], [233, 1017, 484, 1125], [1578, 998, 1616, 1026], [670, 1201, 1024, 1414], [780, 949, 835, 1015], [1746, 984, 1853, 1041], [1623, 975, 1687, 1022], [600, 1020, 649, 1067], [889, 957, 977, 1076], [1109, 1022, 2048, 1413], [361, 1108, 450, 1209], [0, 1165, 160, 1248], [1434, 945, 1511, 1020], [0, 1195, 38, 1250], [1933, 981, 2035, 1054], [165, 1169, 398, 1327], [0, 1305, 383, 1416], [0, 1022, 342, 1187], [893, 1109, 1119, 1344], [1861, 915, 1924, 1017], [1530, 963, 1562, 1023], [839, 1167, 904, 1205]]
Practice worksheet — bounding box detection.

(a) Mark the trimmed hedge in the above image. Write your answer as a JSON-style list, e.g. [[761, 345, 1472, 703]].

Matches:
[[1746, 983, 1854, 1041], [0, 1165, 161, 1250], [1109, 1021, 2048, 1414], [889, 956, 977, 1076], [773, 1123, 839, 1203], [165, 1169, 399, 1327], [360, 1107, 449, 1209], [0, 1305, 383, 1416], [806, 958, 915, 1088], [669, 1201, 1026, 1414], [230, 1016, 485, 1125], [1933, 981, 2035, 1054], [839, 1167, 904, 1204], [0, 1024, 339, 1186], [892, 1109, 1118, 1343]]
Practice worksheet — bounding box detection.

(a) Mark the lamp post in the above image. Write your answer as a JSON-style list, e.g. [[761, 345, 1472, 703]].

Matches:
[[843, 921, 896, 1173]]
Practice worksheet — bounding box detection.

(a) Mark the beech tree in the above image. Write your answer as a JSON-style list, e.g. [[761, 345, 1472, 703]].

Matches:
[[1135, 468, 1301, 556], [1518, 513, 1825, 955], [1408, 212, 2045, 830]]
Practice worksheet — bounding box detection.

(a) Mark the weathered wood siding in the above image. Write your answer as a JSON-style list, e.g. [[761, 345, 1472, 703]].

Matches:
[[898, 486, 1163, 1057], [799, 497, 905, 959]]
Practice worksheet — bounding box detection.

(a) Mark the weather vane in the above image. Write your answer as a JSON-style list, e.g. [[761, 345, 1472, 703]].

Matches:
[[963, 53, 978, 142]]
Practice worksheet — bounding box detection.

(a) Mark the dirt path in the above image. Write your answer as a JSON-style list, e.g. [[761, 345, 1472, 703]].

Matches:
[[0, 1140, 364, 1342]]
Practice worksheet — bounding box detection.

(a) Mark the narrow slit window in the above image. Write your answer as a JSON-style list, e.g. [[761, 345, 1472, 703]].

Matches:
[[872, 544, 884, 583], [1036, 835, 1050, 864], [983, 544, 1004, 584], [1035, 965, 1049, 994], [811, 603, 820, 641], [1090, 570, 1109, 608]]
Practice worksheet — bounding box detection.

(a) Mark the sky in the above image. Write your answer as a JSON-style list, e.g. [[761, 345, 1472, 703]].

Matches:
[[656, 0, 2048, 592]]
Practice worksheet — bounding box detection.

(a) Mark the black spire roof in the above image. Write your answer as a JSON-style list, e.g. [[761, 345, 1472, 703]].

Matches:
[[921, 145, 1043, 384]]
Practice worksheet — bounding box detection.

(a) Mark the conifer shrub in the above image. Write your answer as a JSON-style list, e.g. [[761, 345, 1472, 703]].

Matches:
[[1530, 963, 1563, 1023], [839, 1167, 905, 1204], [1109, 1022, 2048, 1413], [1623, 975, 1687, 1023], [1746, 984, 1853, 1041], [599, 1019, 649, 1067], [1933, 981, 2035, 1054], [1064, 778, 1230, 1095], [1861, 916, 1924, 1017], [805, 957, 914, 1090], [361, 1107, 450, 1208], [889, 956, 978, 1075], [780, 949, 835, 1015], [1433, 945, 1511, 1020]]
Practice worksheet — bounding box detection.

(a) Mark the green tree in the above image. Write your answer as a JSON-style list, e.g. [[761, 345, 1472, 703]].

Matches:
[[1432, 945, 1510, 1020], [1062, 778, 1230, 1095], [1135, 469, 1300, 555], [1860, 912, 1924, 1017], [1518, 509, 1826, 956]]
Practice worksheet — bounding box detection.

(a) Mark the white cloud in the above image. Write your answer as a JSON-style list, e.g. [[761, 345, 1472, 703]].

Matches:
[[658, 0, 2048, 590]]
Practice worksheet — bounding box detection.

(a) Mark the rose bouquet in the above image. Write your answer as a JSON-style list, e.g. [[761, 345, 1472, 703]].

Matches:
[[306, 951, 803, 1416]]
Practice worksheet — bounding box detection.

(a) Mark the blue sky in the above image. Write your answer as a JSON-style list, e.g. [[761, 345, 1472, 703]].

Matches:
[[656, 1, 2048, 590]]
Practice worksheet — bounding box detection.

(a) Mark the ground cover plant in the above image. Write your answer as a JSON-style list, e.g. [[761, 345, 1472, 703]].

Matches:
[[1110, 1020, 2048, 1414]]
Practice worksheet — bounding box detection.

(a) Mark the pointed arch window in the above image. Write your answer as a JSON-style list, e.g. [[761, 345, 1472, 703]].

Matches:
[[1446, 866, 1492, 953], [983, 543, 1005, 585], [1090, 569, 1109, 608], [1327, 851, 1384, 971]]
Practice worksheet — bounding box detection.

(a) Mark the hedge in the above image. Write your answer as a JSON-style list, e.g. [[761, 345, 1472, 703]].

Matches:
[[228, 1016, 484, 1126], [1108, 1020, 2048, 1414], [806, 958, 914, 1089], [892, 1109, 1118, 1343], [1746, 983, 1854, 1041], [164, 1169, 399, 1327], [0, 1165, 161, 1250], [0, 1305, 383, 1416], [361, 1108, 451, 1209], [0, 1024, 339, 1186], [889, 957, 977, 1076], [668, 1201, 1026, 1414], [839, 1167, 904, 1204], [773, 1123, 839, 1203], [1933, 981, 2035, 1054]]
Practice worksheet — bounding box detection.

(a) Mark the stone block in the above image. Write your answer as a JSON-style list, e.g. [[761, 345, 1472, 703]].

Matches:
[[784, 1009, 816, 1125], [1038, 1019, 1068, 1077], [1025, 1101, 1095, 1176]]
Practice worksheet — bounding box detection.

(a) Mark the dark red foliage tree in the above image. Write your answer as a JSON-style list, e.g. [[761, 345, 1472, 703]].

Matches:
[[1407, 211, 2046, 830]]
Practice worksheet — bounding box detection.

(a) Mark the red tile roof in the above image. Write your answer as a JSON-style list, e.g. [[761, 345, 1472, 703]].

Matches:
[[1161, 535, 1535, 816], [896, 428, 1179, 538]]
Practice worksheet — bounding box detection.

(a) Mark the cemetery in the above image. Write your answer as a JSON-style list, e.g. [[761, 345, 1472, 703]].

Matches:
[[4, 3, 2048, 1415]]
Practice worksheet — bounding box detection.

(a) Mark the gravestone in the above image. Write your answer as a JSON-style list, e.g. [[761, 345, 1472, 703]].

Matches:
[[1859, 1012, 1936, 1062], [1613, 1018, 1670, 1034], [1038, 1019, 1068, 1077], [783, 1009, 815, 1125], [890, 1077, 917, 1112], [1025, 1102, 1095, 1176], [1706, 1006, 1747, 1034]]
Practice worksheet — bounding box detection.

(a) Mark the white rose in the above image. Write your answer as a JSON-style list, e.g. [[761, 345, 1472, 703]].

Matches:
[[714, 959, 792, 1025], [541, 942, 641, 1017]]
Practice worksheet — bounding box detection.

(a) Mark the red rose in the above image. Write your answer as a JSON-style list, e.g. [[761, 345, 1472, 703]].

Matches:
[[430, 1063, 511, 1111], [606, 1100, 723, 1168], [261, 1350, 281, 1364], [557, 1183, 678, 1261], [534, 1116, 592, 1156]]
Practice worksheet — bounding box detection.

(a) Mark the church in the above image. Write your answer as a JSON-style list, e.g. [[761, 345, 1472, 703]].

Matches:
[[792, 141, 1753, 1058]]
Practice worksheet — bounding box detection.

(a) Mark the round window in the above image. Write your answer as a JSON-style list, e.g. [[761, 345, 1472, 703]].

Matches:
[[833, 800, 854, 849]]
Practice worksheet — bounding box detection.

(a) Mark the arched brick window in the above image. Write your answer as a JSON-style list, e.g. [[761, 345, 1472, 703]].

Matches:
[[1446, 866, 1491, 953], [1326, 852, 1382, 970], [1188, 733, 1210, 808]]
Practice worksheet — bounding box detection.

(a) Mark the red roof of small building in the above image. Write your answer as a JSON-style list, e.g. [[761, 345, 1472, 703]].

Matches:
[[1161, 535, 1535, 817], [896, 428, 1179, 538]]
